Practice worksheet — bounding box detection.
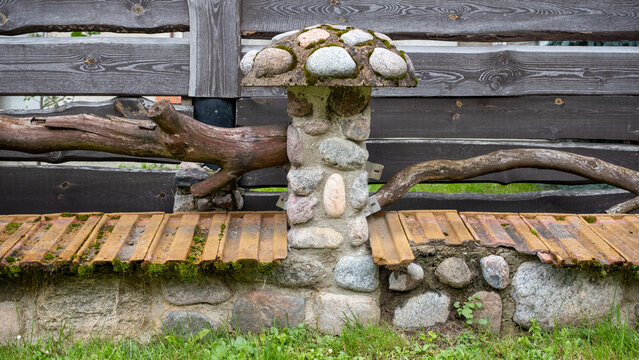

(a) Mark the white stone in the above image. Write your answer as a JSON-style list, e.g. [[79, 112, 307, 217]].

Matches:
[[240, 49, 259, 75], [511, 261, 624, 329], [393, 292, 450, 330], [288, 227, 344, 249], [306, 47, 356, 78], [334, 256, 379, 292], [315, 293, 380, 335], [369, 48, 407, 78], [348, 216, 369, 246], [480, 255, 510, 290], [297, 28, 330, 48], [340, 29, 374, 46], [374, 31, 395, 47], [319, 137, 368, 170], [323, 173, 346, 218], [287, 168, 324, 196], [349, 171, 368, 210], [271, 29, 300, 43]]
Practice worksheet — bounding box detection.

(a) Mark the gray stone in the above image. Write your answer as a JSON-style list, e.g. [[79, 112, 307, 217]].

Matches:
[[302, 121, 331, 136], [271, 258, 326, 287], [341, 113, 370, 141], [435, 257, 472, 289], [349, 171, 368, 210], [334, 256, 379, 292], [271, 29, 300, 43], [288, 227, 344, 249], [233, 290, 305, 333], [470, 291, 502, 335], [323, 173, 346, 218], [348, 216, 369, 246], [511, 261, 623, 329], [162, 310, 216, 336], [406, 55, 415, 77], [287, 168, 324, 196], [173, 193, 195, 212], [161, 276, 231, 306], [315, 293, 380, 335], [287, 194, 318, 225], [369, 48, 407, 78], [240, 49, 259, 76], [306, 47, 356, 78], [0, 301, 20, 341], [374, 31, 395, 47], [393, 292, 450, 330], [340, 29, 374, 46], [327, 24, 348, 30], [175, 162, 209, 188], [389, 263, 424, 292], [287, 125, 304, 167], [480, 255, 510, 290], [319, 138, 368, 170], [254, 48, 294, 77], [297, 28, 330, 48]]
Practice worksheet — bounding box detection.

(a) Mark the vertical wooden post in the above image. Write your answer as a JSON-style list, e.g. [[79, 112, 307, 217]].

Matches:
[[187, 0, 241, 98]]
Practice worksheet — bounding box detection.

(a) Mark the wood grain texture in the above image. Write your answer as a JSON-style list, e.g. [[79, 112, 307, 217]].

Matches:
[[239, 139, 639, 186], [0, 166, 175, 214], [237, 96, 639, 141], [188, 0, 240, 97], [241, 0, 639, 41], [241, 46, 639, 97], [241, 189, 636, 214], [0, 37, 189, 95], [0, 0, 190, 35], [0, 150, 180, 164]]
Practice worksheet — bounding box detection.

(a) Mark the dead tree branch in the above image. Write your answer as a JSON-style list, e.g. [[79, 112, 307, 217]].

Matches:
[[374, 149, 639, 213], [0, 100, 288, 197]]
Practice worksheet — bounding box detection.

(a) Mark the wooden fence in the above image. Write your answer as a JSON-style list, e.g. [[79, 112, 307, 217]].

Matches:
[[1, 0, 638, 214]]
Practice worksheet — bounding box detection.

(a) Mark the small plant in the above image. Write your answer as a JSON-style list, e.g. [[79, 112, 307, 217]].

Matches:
[[112, 259, 130, 273], [453, 294, 487, 326], [77, 264, 94, 277], [43, 252, 56, 262], [583, 216, 596, 223], [530, 228, 538, 236], [3, 222, 21, 235]]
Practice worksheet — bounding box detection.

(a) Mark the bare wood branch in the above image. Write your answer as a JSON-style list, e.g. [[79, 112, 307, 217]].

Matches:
[[374, 149, 639, 208], [607, 197, 639, 214], [0, 100, 288, 197]]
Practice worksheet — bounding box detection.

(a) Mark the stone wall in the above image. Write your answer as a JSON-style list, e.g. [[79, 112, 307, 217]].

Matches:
[[1, 245, 637, 342]]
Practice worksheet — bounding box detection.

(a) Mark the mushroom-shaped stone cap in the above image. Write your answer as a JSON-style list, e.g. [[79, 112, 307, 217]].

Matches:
[[241, 25, 417, 87]]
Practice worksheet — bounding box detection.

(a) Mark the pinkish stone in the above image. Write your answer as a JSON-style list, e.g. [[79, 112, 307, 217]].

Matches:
[[341, 113, 370, 141], [302, 121, 331, 136], [323, 173, 345, 218], [287, 125, 303, 167], [297, 28, 330, 48], [253, 48, 294, 77], [287, 194, 318, 225]]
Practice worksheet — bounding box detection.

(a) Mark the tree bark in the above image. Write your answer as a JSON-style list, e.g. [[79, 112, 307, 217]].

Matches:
[[606, 197, 639, 214], [0, 100, 288, 197], [374, 149, 639, 212]]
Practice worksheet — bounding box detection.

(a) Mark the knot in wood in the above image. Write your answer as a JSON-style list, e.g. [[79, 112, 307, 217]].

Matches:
[[132, 4, 145, 16], [0, 12, 7, 26]]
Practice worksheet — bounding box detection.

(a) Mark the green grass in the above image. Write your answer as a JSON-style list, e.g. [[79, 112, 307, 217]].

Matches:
[[251, 183, 545, 194], [2, 318, 637, 359]]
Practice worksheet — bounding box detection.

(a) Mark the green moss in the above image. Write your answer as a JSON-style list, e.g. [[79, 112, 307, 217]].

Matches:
[[7, 265, 20, 278], [3, 222, 21, 235], [5, 256, 16, 264], [257, 262, 277, 275], [214, 261, 229, 271], [583, 216, 596, 223], [43, 252, 55, 262], [367, 29, 393, 49], [44, 216, 52, 221], [112, 259, 130, 273], [555, 216, 565, 221], [145, 263, 166, 277], [70, 254, 78, 261], [176, 262, 198, 281], [413, 77, 419, 85], [56, 245, 63, 250], [44, 224, 52, 231], [77, 264, 94, 277], [66, 223, 81, 233], [530, 229, 538, 236], [96, 230, 105, 240], [60, 212, 76, 218], [335, 29, 349, 37], [321, 24, 342, 32], [75, 214, 89, 221], [304, 38, 326, 49]]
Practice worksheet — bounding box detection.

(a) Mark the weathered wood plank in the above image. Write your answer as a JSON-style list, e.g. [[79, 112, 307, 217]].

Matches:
[[241, 189, 636, 214], [0, 37, 189, 95], [188, 0, 240, 97], [0, 166, 175, 214], [237, 96, 639, 141], [0, 0, 190, 35], [241, 46, 639, 97], [239, 140, 639, 186], [241, 0, 639, 41], [0, 150, 179, 164]]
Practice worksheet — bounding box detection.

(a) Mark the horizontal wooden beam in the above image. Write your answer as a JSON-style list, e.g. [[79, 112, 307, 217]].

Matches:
[[239, 140, 639, 186], [242, 189, 636, 214], [237, 96, 639, 141], [0, 166, 175, 214], [241, 1, 639, 41], [0, 0, 190, 35], [0, 37, 189, 96], [0, 150, 179, 164], [242, 46, 639, 97]]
